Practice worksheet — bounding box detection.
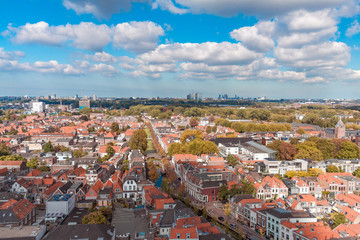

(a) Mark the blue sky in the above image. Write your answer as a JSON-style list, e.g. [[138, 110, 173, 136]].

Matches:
[[1, 0, 360, 98]]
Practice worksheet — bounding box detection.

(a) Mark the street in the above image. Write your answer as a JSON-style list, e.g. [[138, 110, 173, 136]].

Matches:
[[206, 202, 265, 240]]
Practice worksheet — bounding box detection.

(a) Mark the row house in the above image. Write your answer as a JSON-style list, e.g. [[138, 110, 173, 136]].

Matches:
[[0, 199, 36, 227], [184, 171, 227, 203], [264, 208, 317, 240], [255, 176, 288, 200], [317, 173, 359, 197], [257, 159, 308, 176], [335, 193, 360, 212]]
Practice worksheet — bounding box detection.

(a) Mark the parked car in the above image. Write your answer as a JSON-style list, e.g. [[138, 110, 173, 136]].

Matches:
[[218, 216, 224, 221], [229, 223, 236, 228]]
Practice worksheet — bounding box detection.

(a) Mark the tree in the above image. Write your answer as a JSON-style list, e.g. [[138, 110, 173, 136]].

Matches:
[[180, 129, 204, 143], [82, 211, 107, 225], [331, 213, 347, 229], [227, 154, 239, 167], [106, 145, 115, 158], [326, 165, 339, 173], [88, 126, 95, 132], [73, 148, 87, 158], [0, 155, 26, 161], [0, 143, 11, 156], [110, 122, 120, 133], [218, 184, 229, 203], [295, 141, 323, 161], [308, 168, 325, 177], [249, 109, 271, 121], [26, 157, 39, 169], [43, 141, 54, 153], [296, 129, 306, 135], [240, 181, 255, 195], [335, 141, 360, 159], [268, 140, 297, 160], [38, 164, 50, 172], [189, 117, 198, 128], [290, 138, 299, 145], [129, 129, 148, 153], [229, 185, 241, 197], [148, 161, 160, 182], [206, 126, 212, 134], [353, 167, 360, 178]]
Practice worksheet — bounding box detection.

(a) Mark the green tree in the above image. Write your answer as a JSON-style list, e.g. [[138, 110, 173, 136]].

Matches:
[[106, 145, 115, 158], [110, 122, 120, 133], [353, 167, 360, 178], [26, 157, 39, 169], [129, 129, 148, 153], [331, 213, 347, 229], [335, 141, 360, 159], [73, 148, 87, 158], [240, 181, 255, 195], [180, 129, 204, 143], [218, 184, 229, 203], [206, 126, 212, 134], [295, 141, 323, 161], [227, 154, 239, 167], [0, 143, 11, 156], [43, 141, 54, 153], [326, 165, 339, 173], [82, 211, 107, 225], [249, 109, 271, 121], [0, 155, 26, 161]]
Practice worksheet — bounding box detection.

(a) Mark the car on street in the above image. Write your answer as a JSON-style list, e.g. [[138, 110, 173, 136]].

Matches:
[[229, 223, 236, 228], [218, 216, 224, 221]]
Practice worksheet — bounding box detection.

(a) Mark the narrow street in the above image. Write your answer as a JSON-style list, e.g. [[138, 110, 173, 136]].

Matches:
[[206, 202, 265, 240]]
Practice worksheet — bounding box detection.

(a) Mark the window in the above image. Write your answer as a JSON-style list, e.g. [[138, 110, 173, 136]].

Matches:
[[177, 233, 180, 239]]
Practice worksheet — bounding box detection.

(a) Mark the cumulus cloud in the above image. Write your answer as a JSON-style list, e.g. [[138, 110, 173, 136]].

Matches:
[[114, 21, 164, 53], [230, 21, 275, 52], [152, 0, 188, 14], [83, 51, 118, 63], [170, 0, 346, 17], [0, 48, 25, 60], [5, 21, 112, 51], [138, 42, 261, 65], [63, 0, 136, 19], [275, 42, 350, 69], [4, 21, 164, 53], [346, 20, 360, 37]]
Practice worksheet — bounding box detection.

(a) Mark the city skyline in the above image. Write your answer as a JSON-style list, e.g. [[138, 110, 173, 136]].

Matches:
[[2, 1, 360, 98]]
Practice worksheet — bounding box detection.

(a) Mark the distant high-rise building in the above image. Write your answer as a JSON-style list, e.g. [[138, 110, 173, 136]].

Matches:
[[50, 94, 56, 99], [79, 100, 91, 109], [93, 94, 97, 101], [187, 93, 202, 101], [74, 94, 79, 100], [31, 101, 45, 113]]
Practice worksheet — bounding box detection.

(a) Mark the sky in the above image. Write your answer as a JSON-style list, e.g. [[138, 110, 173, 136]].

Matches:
[[1, 0, 360, 99]]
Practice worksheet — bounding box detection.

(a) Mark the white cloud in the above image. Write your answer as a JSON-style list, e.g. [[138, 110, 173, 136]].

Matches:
[[90, 63, 119, 76], [152, 0, 188, 14], [139, 42, 261, 65], [171, 0, 346, 17], [5, 21, 164, 53], [114, 21, 164, 53], [274, 41, 350, 69], [346, 20, 360, 36], [230, 21, 275, 52], [0, 48, 25, 60], [6, 21, 112, 51], [283, 9, 336, 31], [84, 51, 118, 63], [63, 0, 136, 19]]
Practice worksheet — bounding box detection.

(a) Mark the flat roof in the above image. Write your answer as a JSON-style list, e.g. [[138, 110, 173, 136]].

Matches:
[[0, 225, 45, 238]]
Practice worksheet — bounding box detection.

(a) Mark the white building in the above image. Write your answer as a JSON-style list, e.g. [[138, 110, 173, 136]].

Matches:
[[46, 194, 75, 216], [242, 141, 276, 160], [31, 101, 45, 113], [122, 175, 138, 201]]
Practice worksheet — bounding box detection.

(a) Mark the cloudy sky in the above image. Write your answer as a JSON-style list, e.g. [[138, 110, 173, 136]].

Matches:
[[1, 0, 360, 98]]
